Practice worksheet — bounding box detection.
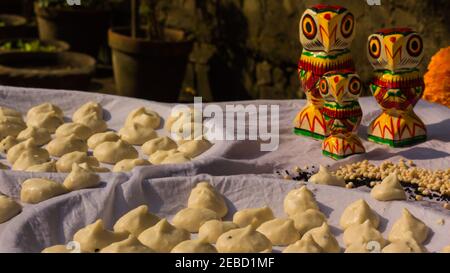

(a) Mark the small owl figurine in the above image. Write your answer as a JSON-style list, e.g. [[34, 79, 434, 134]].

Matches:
[[294, 4, 356, 140], [367, 28, 427, 147], [320, 71, 365, 160]]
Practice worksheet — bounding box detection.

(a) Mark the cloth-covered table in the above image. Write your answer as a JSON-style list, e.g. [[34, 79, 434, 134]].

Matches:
[[0, 86, 448, 253]]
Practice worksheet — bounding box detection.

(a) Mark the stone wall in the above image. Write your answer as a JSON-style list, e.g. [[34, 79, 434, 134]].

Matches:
[[165, 0, 450, 101]]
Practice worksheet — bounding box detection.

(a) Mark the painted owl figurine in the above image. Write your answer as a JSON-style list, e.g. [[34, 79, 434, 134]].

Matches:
[[320, 71, 365, 160], [294, 4, 356, 140], [367, 28, 427, 147]]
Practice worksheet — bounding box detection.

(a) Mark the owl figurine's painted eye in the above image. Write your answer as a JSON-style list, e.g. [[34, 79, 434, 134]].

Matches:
[[302, 14, 317, 40], [406, 35, 423, 57], [348, 77, 362, 95], [341, 13, 354, 38], [319, 78, 328, 96], [368, 36, 381, 59]]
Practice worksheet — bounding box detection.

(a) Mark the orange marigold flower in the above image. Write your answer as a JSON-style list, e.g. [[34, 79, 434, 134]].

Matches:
[[423, 46, 450, 108]]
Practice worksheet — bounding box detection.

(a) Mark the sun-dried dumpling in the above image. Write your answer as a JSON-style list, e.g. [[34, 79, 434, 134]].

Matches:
[[303, 223, 340, 253], [177, 139, 212, 158], [172, 207, 219, 233], [0, 106, 22, 118], [382, 237, 426, 253], [113, 205, 160, 237], [160, 152, 190, 164], [0, 195, 21, 224], [137, 219, 190, 253], [125, 107, 161, 129], [27, 103, 63, 120], [56, 151, 99, 173], [233, 207, 274, 229], [16, 126, 51, 145], [27, 112, 63, 133], [87, 131, 120, 149], [119, 122, 157, 145], [187, 182, 228, 218], [441, 245, 450, 253], [41, 245, 72, 253], [283, 234, 323, 253], [63, 163, 100, 191], [55, 123, 93, 140], [7, 138, 39, 163], [12, 149, 50, 171], [20, 178, 67, 204], [165, 107, 202, 132], [371, 172, 407, 201], [46, 135, 88, 157], [148, 149, 177, 164], [26, 160, 57, 173], [283, 186, 319, 217], [113, 158, 150, 172], [256, 218, 300, 246], [309, 165, 345, 187], [0, 136, 18, 153], [343, 220, 388, 247], [198, 220, 239, 244], [93, 140, 138, 164], [0, 116, 26, 138], [290, 209, 327, 235], [339, 199, 380, 230], [73, 219, 128, 253], [388, 208, 429, 244], [171, 238, 217, 253], [75, 112, 107, 134], [216, 225, 272, 253], [142, 136, 177, 156], [100, 235, 154, 253], [72, 101, 103, 122]]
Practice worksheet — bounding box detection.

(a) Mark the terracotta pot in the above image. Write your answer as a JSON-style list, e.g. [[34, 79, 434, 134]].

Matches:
[[0, 51, 96, 90], [34, 3, 109, 58], [0, 14, 27, 39], [0, 38, 69, 53], [108, 27, 193, 102]]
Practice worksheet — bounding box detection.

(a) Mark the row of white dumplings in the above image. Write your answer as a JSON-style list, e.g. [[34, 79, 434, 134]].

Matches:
[[0, 102, 213, 224], [0, 102, 213, 173], [0, 162, 103, 224], [42, 182, 450, 253]]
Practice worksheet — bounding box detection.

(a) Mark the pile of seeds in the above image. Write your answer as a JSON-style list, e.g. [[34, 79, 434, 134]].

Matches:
[[276, 165, 320, 182], [333, 159, 450, 197], [278, 159, 450, 209]]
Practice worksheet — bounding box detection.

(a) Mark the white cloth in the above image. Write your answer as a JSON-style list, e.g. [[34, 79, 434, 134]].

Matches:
[[0, 86, 449, 252]]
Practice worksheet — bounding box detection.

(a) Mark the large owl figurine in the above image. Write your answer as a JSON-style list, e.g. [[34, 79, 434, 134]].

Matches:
[[367, 28, 427, 147], [294, 4, 356, 140], [320, 71, 365, 160]]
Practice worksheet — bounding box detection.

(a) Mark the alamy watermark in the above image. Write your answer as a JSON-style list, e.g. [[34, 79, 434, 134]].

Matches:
[[66, 0, 81, 5], [169, 97, 280, 152]]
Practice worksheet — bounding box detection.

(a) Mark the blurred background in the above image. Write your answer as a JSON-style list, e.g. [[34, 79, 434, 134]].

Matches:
[[0, 0, 448, 103]]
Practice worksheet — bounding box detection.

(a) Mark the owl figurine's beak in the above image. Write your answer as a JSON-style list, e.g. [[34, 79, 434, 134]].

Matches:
[[329, 76, 346, 104], [384, 35, 403, 72], [319, 14, 339, 53]]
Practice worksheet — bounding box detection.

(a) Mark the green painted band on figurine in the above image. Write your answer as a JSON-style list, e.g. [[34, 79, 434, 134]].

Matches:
[[294, 128, 325, 140], [302, 49, 351, 59], [368, 134, 427, 147], [324, 101, 360, 110], [322, 150, 364, 160], [373, 68, 419, 75]]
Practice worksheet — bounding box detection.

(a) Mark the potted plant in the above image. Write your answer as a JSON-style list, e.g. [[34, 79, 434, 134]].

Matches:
[[0, 38, 69, 53], [108, 0, 193, 102], [0, 50, 96, 90], [34, 0, 115, 58], [0, 14, 28, 39]]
